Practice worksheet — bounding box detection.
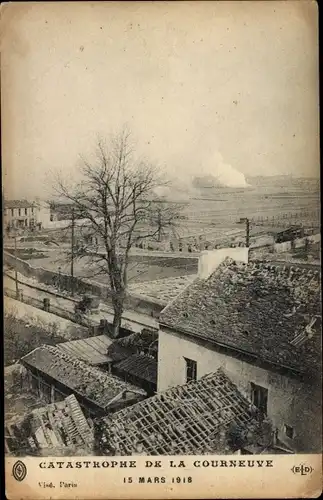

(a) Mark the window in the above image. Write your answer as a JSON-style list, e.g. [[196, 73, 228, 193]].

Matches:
[[31, 207, 34, 214], [18, 208, 21, 216], [11, 209, 14, 216], [284, 425, 294, 439], [25, 208, 28, 215], [184, 357, 197, 382], [250, 383, 268, 415]]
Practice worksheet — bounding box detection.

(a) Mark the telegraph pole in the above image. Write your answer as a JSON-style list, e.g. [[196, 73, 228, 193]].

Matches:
[[71, 208, 75, 296], [245, 218, 250, 248], [239, 217, 250, 247], [14, 233, 19, 299]]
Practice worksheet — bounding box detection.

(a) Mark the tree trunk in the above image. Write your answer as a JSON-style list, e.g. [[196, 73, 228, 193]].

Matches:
[[112, 307, 122, 338], [111, 292, 125, 338]]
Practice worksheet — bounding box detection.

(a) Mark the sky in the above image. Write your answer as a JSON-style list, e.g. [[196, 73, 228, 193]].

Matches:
[[2, 1, 319, 198]]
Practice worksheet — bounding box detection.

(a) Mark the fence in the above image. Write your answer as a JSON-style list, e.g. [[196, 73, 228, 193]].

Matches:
[[250, 210, 320, 228]]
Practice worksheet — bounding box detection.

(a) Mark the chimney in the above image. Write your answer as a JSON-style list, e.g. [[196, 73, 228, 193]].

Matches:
[[198, 247, 249, 279]]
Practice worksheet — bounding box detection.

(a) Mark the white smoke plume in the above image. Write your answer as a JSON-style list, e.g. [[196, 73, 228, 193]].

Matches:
[[197, 152, 249, 188]]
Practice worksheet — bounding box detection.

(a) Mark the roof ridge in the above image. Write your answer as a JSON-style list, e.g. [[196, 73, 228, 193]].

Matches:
[[247, 260, 321, 278], [160, 274, 201, 319]]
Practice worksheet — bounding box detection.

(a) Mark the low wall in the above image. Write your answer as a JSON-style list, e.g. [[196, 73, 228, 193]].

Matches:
[[4, 251, 109, 298], [274, 233, 321, 254], [274, 241, 292, 253], [3, 251, 164, 318]]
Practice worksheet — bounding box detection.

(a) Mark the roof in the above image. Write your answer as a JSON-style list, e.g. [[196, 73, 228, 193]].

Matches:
[[268, 226, 303, 235], [6, 395, 93, 452], [107, 343, 136, 363], [5, 199, 34, 209], [115, 354, 157, 385], [21, 345, 146, 409], [98, 369, 259, 455], [57, 335, 113, 365], [160, 258, 321, 376], [128, 275, 196, 306], [107, 329, 158, 362]]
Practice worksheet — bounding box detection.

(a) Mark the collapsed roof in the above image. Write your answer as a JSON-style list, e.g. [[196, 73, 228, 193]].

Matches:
[[95, 368, 264, 456]]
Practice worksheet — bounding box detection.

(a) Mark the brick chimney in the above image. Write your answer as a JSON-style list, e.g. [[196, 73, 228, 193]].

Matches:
[[198, 247, 249, 279]]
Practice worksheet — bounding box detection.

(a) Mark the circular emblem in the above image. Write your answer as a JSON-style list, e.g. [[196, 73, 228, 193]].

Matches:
[[12, 460, 27, 482]]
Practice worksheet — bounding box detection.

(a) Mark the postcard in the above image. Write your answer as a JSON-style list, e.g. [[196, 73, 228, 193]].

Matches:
[[2, 1, 321, 498]]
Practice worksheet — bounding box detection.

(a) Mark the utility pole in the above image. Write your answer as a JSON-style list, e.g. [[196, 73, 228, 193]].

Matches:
[[71, 208, 75, 296], [245, 218, 250, 248], [14, 232, 19, 299], [157, 208, 162, 242], [239, 217, 250, 247]]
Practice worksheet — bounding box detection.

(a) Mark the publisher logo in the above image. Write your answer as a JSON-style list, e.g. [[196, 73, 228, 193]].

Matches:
[[291, 464, 313, 476], [12, 460, 27, 482]]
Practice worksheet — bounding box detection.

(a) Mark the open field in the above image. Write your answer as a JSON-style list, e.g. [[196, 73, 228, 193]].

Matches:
[[5, 185, 319, 283], [177, 185, 320, 238]]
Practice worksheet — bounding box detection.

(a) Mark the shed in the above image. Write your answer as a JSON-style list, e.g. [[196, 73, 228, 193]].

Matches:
[[21, 345, 147, 417]]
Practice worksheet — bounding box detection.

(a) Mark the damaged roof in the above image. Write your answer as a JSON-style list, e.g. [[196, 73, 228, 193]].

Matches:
[[21, 345, 146, 409], [98, 368, 259, 455], [107, 329, 158, 362], [159, 259, 321, 376], [115, 354, 157, 385], [6, 394, 93, 453]]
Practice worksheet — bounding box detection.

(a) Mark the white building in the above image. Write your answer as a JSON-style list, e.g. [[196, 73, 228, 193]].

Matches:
[[4, 199, 52, 231], [158, 247, 321, 453], [34, 200, 51, 229], [4, 200, 37, 230]]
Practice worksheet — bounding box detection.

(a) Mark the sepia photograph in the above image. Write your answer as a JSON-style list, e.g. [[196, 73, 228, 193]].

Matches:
[[2, 1, 321, 498]]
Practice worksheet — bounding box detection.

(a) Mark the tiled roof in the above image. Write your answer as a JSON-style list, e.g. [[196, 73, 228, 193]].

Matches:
[[107, 343, 136, 363], [21, 345, 146, 409], [115, 354, 157, 385], [107, 329, 158, 362], [96, 369, 260, 455], [6, 395, 93, 453], [5, 199, 34, 209], [57, 335, 113, 365], [160, 259, 321, 375], [128, 275, 196, 306]]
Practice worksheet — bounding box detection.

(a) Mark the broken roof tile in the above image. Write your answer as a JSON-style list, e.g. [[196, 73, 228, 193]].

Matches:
[[159, 258, 321, 375]]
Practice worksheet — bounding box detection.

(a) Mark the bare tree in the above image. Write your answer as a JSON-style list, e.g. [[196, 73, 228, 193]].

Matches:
[[52, 128, 182, 337]]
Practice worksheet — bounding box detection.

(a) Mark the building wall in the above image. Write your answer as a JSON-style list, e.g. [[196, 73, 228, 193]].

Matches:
[[158, 328, 321, 453], [36, 204, 51, 228], [4, 206, 36, 229], [198, 247, 249, 278]]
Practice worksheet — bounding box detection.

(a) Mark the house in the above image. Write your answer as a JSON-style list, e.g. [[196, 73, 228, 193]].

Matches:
[[5, 394, 93, 456], [3, 199, 52, 232], [94, 368, 273, 456], [4, 200, 37, 231], [158, 247, 322, 453], [20, 345, 146, 417], [108, 330, 158, 394]]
